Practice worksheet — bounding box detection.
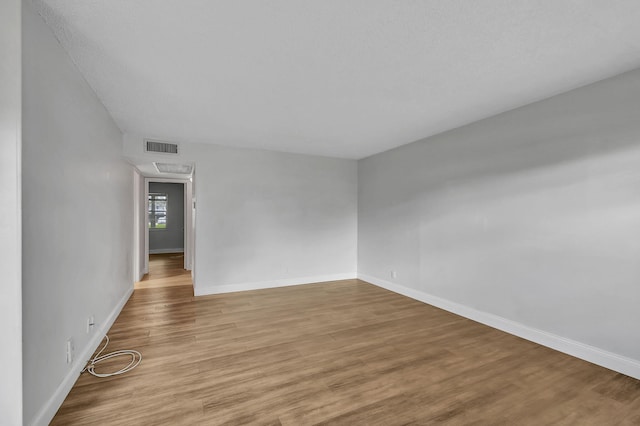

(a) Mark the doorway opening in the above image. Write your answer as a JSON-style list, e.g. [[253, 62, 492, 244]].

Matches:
[[134, 176, 195, 290]]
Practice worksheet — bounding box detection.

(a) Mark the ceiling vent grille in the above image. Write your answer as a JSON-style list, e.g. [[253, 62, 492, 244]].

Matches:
[[145, 139, 179, 154], [154, 163, 193, 175]]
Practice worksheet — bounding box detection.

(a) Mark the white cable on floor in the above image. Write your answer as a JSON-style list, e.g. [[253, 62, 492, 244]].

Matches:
[[81, 335, 142, 378]]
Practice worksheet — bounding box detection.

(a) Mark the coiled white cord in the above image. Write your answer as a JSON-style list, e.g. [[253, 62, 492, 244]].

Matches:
[[81, 335, 142, 378]]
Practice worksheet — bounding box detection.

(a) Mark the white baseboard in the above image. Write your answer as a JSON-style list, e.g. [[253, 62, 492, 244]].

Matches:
[[149, 248, 184, 254], [194, 273, 357, 296], [358, 273, 640, 380], [30, 287, 134, 426]]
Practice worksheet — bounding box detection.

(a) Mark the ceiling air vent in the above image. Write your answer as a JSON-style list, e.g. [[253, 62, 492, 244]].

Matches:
[[145, 139, 179, 154], [154, 163, 193, 175]]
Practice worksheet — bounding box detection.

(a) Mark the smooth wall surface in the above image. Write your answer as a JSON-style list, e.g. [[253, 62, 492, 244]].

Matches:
[[124, 138, 358, 294], [22, 5, 134, 425], [133, 169, 145, 281], [194, 146, 357, 294], [359, 69, 640, 366], [0, 0, 22, 423], [149, 182, 185, 253]]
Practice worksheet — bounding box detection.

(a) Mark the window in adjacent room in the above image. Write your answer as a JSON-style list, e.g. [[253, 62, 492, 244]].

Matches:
[[148, 193, 168, 229]]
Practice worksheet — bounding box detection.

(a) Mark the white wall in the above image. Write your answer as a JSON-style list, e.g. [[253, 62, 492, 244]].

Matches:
[[358, 68, 640, 378], [22, 5, 134, 425], [0, 0, 22, 424], [124, 138, 358, 295], [133, 168, 145, 280], [149, 182, 184, 253], [194, 146, 357, 294]]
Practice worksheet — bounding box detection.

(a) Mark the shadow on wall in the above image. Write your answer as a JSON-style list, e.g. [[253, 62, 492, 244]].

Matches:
[[361, 73, 640, 209]]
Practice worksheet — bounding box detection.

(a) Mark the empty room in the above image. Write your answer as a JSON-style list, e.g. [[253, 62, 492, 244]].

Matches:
[[3, 0, 640, 425]]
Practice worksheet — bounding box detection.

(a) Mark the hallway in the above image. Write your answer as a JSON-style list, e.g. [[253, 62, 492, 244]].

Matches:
[[134, 253, 192, 289]]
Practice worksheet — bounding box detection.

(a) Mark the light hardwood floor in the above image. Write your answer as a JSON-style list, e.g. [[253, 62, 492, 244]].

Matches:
[[52, 279, 640, 425], [134, 253, 192, 289]]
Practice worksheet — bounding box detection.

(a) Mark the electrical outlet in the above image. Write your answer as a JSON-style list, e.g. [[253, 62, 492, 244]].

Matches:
[[66, 338, 75, 364], [86, 315, 95, 333], [391, 270, 397, 279]]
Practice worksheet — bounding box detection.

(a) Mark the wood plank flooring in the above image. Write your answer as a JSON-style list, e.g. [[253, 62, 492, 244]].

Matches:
[[52, 279, 640, 425], [135, 253, 192, 289]]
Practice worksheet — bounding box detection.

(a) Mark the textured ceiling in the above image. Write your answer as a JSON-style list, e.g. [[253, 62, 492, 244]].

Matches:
[[32, 0, 640, 159]]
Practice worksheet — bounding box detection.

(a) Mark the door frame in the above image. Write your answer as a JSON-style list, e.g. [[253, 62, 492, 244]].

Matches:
[[143, 177, 194, 276]]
